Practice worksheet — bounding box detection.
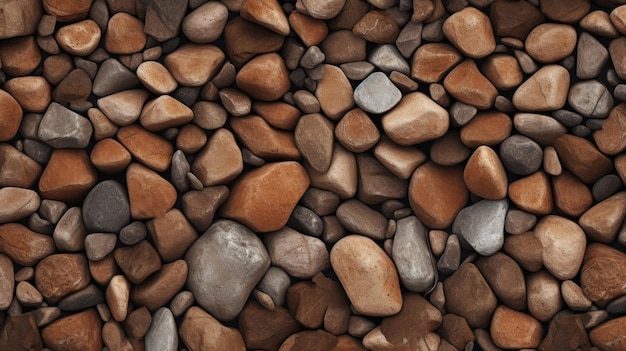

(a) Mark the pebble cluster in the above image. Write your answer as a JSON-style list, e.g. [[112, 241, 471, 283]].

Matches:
[[1, 0, 626, 350]]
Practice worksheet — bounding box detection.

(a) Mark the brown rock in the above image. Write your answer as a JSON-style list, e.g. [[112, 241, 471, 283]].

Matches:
[[0, 36, 41, 76], [90, 138, 131, 174], [176, 124, 207, 154], [221, 161, 310, 232], [335, 108, 380, 153], [236, 53, 290, 101], [0, 313, 43, 351], [582, 191, 626, 243], [42, 0, 92, 22], [0, 89, 24, 141], [380, 292, 442, 348], [113, 240, 161, 285], [131, 259, 187, 311], [97, 89, 150, 127], [38, 149, 98, 204], [164, 43, 225, 86], [490, 0, 545, 40], [540, 0, 590, 23], [319, 30, 367, 64], [527, 270, 563, 322], [315, 64, 355, 120], [136, 61, 177, 95], [475, 252, 527, 311], [352, 10, 399, 44], [437, 314, 475, 350], [106, 275, 130, 323], [525, 23, 577, 63], [179, 306, 246, 351], [539, 314, 592, 351], [594, 103, 626, 155], [53, 69, 92, 106], [240, 300, 301, 351], [117, 124, 174, 173], [336, 199, 389, 240], [299, 0, 346, 20], [140, 95, 193, 132], [0, 187, 40, 224], [181, 186, 230, 232], [253, 102, 301, 130], [561, 280, 593, 311], [443, 263, 497, 328], [552, 171, 593, 217], [374, 136, 427, 179], [581, 10, 620, 38], [382, 92, 449, 145], [41, 309, 102, 351], [491, 306, 542, 349], [463, 145, 507, 200], [289, 11, 328, 47], [0, 0, 42, 39], [89, 253, 117, 286], [231, 115, 301, 160], [4, 76, 51, 113], [126, 162, 176, 220], [508, 171, 553, 215], [513, 112, 567, 146], [589, 316, 626, 350], [610, 37, 626, 80], [554, 134, 613, 184], [481, 54, 524, 91], [104, 13, 146, 54], [513, 65, 570, 112], [191, 128, 243, 186], [356, 154, 407, 205], [307, 143, 358, 199], [55, 19, 100, 56], [146, 209, 198, 262], [124, 306, 151, 339], [0, 144, 42, 188], [444, 59, 498, 110], [223, 16, 284, 67], [411, 43, 463, 83], [581, 243, 626, 304], [278, 330, 338, 351], [409, 162, 468, 229], [0, 223, 54, 267], [241, 0, 289, 36], [431, 131, 471, 168], [503, 231, 544, 272], [0, 254, 13, 310], [182, 1, 228, 43], [102, 321, 133, 351], [35, 253, 90, 303], [443, 6, 495, 59], [295, 113, 334, 172]]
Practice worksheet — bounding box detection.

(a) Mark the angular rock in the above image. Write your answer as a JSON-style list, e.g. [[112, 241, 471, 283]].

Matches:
[[554, 134, 613, 184], [90, 138, 131, 174], [512, 65, 570, 112], [295, 113, 334, 173], [443, 6, 495, 59], [581, 243, 626, 304], [144, 308, 177, 351], [126, 162, 177, 220], [236, 53, 290, 101], [41, 309, 102, 351], [444, 263, 497, 328], [92, 58, 139, 97], [38, 148, 98, 204], [140, 95, 193, 132], [411, 43, 463, 83], [594, 103, 626, 155], [463, 145, 508, 200], [382, 92, 449, 145], [315, 64, 354, 120], [460, 111, 512, 148], [35, 253, 90, 303], [352, 10, 399, 44], [191, 128, 242, 186], [113, 240, 161, 285], [230, 115, 300, 160], [131, 260, 188, 311], [181, 185, 230, 232], [180, 306, 246, 350], [353, 72, 402, 114], [241, 0, 289, 36], [38, 102, 93, 148], [97, 89, 150, 127], [453, 199, 508, 256], [490, 306, 542, 349], [0, 223, 55, 266], [508, 171, 554, 215], [264, 227, 329, 279], [0, 144, 41, 189], [568, 80, 614, 119], [117, 124, 173, 172], [164, 44, 225, 86]]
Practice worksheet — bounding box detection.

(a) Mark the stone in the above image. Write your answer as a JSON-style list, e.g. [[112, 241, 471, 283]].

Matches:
[[190, 128, 242, 187], [525, 23, 577, 63], [443, 263, 497, 328], [508, 171, 553, 215], [92, 58, 140, 97], [146, 209, 197, 262], [180, 306, 246, 350], [224, 16, 284, 67], [443, 6, 495, 59], [331, 235, 402, 317], [505, 210, 536, 235], [352, 10, 399, 44], [0, 312, 43, 350], [512, 64, 570, 112], [594, 103, 626, 155], [437, 314, 475, 350], [581, 9, 619, 38], [568, 80, 614, 118], [499, 135, 543, 176], [220, 162, 309, 233], [52, 69, 92, 107], [38, 102, 93, 148], [257, 266, 291, 307], [38, 149, 98, 204], [236, 53, 290, 101], [490, 306, 542, 349], [460, 111, 512, 148], [577, 32, 610, 80], [411, 43, 463, 83], [104, 13, 146, 54], [55, 19, 100, 56], [463, 145, 507, 200], [554, 134, 613, 184], [489, 0, 545, 40], [0, 36, 41, 76], [114, 240, 161, 284], [356, 153, 408, 205], [382, 92, 449, 145], [164, 44, 225, 86], [82, 180, 130, 234], [56, 284, 104, 311], [306, 148, 356, 201], [136, 61, 177, 95], [145, 308, 177, 351], [105, 275, 130, 322], [97, 89, 150, 127], [552, 171, 594, 217], [562, 280, 593, 311], [264, 227, 329, 279], [315, 64, 355, 120], [368, 44, 410, 75], [88, 253, 116, 286], [41, 309, 101, 351], [580, 191, 626, 243], [143, 0, 187, 41], [294, 113, 334, 173], [0, 187, 40, 224], [396, 21, 422, 58], [503, 232, 543, 272], [335, 108, 380, 153], [0, 254, 14, 309], [84, 233, 116, 261], [124, 306, 151, 339], [181, 186, 230, 232], [241, 0, 289, 36], [42, 0, 92, 22], [117, 124, 173, 172], [527, 270, 563, 322], [533, 215, 586, 280], [299, 0, 346, 19], [374, 136, 426, 179], [0, 223, 54, 266], [476, 252, 527, 311], [336, 199, 387, 240], [589, 316, 626, 350], [90, 138, 131, 174], [230, 115, 301, 160], [353, 72, 402, 114], [102, 321, 133, 351], [185, 220, 270, 321], [239, 301, 300, 351], [453, 199, 507, 256], [4, 76, 51, 113], [541, 0, 590, 23], [289, 11, 328, 47], [182, 1, 229, 43], [35, 253, 90, 303], [379, 292, 442, 348], [481, 54, 523, 91], [0, 0, 42, 39], [0, 90, 24, 142], [592, 174, 622, 202], [126, 163, 176, 220], [140, 95, 194, 132], [581, 243, 626, 304], [131, 260, 188, 311], [392, 216, 437, 292]]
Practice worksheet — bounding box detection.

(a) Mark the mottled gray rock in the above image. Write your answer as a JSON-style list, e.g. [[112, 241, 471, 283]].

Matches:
[[353, 72, 402, 114], [145, 307, 178, 351], [396, 21, 423, 58], [119, 221, 147, 246], [257, 266, 291, 307], [171, 150, 190, 192], [592, 174, 622, 202], [568, 80, 614, 118], [300, 46, 325, 69], [422, 16, 446, 42], [552, 109, 583, 127], [504, 210, 537, 235], [57, 285, 104, 312], [585, 118, 604, 130], [392, 216, 437, 293], [287, 205, 323, 237], [513, 113, 567, 146], [264, 227, 329, 279], [38, 103, 93, 148], [92, 58, 140, 97], [22, 139, 52, 165], [185, 220, 270, 321], [53, 207, 87, 252], [339, 61, 376, 81], [450, 101, 478, 127], [499, 135, 543, 176], [336, 199, 388, 240], [453, 199, 509, 256], [577, 32, 609, 80], [368, 44, 410, 75], [437, 234, 461, 275], [84, 233, 117, 261], [82, 180, 130, 233]]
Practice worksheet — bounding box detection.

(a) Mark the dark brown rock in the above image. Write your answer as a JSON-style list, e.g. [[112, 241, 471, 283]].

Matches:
[[239, 300, 301, 351]]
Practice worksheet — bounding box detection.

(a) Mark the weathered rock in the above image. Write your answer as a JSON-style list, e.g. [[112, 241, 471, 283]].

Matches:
[[126, 162, 177, 220], [38, 102, 93, 148], [512, 65, 570, 112], [443, 6, 496, 59], [392, 216, 437, 293], [144, 308, 177, 351], [463, 145, 508, 200], [453, 199, 508, 256], [264, 227, 329, 279], [490, 306, 542, 349], [82, 180, 130, 233], [35, 253, 90, 303], [180, 306, 247, 351], [581, 243, 626, 304], [443, 263, 497, 329], [41, 309, 102, 351], [38, 148, 98, 204]]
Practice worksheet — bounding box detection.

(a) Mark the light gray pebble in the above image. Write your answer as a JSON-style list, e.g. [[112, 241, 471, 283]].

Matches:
[[257, 266, 291, 307], [392, 216, 437, 293], [38, 103, 93, 148], [369, 44, 410, 75], [453, 199, 508, 256], [353, 72, 402, 114], [171, 150, 190, 192], [340, 61, 375, 81], [145, 308, 178, 351], [568, 80, 613, 118], [119, 221, 147, 246]]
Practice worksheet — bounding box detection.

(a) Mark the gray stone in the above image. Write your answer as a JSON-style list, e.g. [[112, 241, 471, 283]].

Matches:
[[437, 234, 461, 275], [263, 227, 330, 279], [39, 199, 67, 225], [504, 210, 537, 235], [513, 113, 567, 146], [185, 220, 270, 321], [339, 61, 375, 81], [38, 103, 93, 148], [300, 46, 325, 69], [514, 48, 538, 74], [169, 290, 195, 318], [53, 207, 87, 252], [92, 58, 140, 97], [353, 72, 402, 114], [606, 294, 626, 314], [119, 221, 147, 246], [453, 199, 508, 256], [84, 233, 117, 261], [494, 95, 515, 114], [287, 205, 323, 237], [577, 32, 609, 80], [28, 213, 53, 235], [256, 266, 291, 307], [144, 0, 189, 42], [336, 199, 388, 240], [171, 150, 190, 192], [572, 124, 591, 137], [499, 135, 543, 176], [450, 101, 478, 127], [57, 285, 104, 312], [592, 174, 622, 202], [615, 84, 626, 102], [422, 16, 446, 42], [568, 80, 614, 118], [241, 148, 265, 167], [145, 307, 178, 351], [585, 118, 604, 130], [368, 44, 410, 75], [396, 21, 422, 58], [82, 180, 130, 233], [22, 139, 52, 165], [392, 216, 437, 293]]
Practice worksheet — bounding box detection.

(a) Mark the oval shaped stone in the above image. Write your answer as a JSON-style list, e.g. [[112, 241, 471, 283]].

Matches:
[[0, 187, 40, 224], [534, 215, 586, 280], [35, 253, 90, 303], [525, 23, 577, 63], [443, 6, 496, 59], [392, 216, 436, 293], [55, 19, 101, 56], [0, 223, 55, 267], [82, 180, 130, 233]]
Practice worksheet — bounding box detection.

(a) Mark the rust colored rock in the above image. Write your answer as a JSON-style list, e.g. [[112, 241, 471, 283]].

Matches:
[[0, 144, 42, 188], [104, 12, 147, 54], [191, 128, 243, 186], [460, 111, 512, 148], [230, 115, 301, 160], [0, 0, 42, 39], [179, 306, 246, 351], [508, 171, 554, 215], [224, 16, 284, 67], [315, 64, 355, 120], [53, 69, 92, 106], [295, 113, 335, 172], [114, 240, 161, 285], [589, 316, 626, 350], [335, 108, 380, 153], [131, 260, 188, 311], [490, 0, 545, 40], [289, 11, 328, 47], [443, 6, 496, 59], [90, 138, 131, 174], [4, 76, 51, 113], [540, 0, 590, 23], [444, 59, 498, 110], [35, 253, 90, 303], [42, 0, 92, 22], [41, 309, 102, 351], [581, 243, 626, 304], [411, 43, 463, 83], [38, 149, 98, 204], [146, 209, 198, 262], [443, 263, 497, 329], [352, 10, 399, 44], [580, 192, 626, 243], [0, 313, 43, 351], [236, 53, 290, 101], [463, 145, 508, 200], [380, 292, 442, 348], [512, 65, 570, 112], [117, 124, 174, 173], [240, 300, 301, 351], [552, 171, 593, 217], [553, 134, 613, 184], [0, 89, 24, 142], [525, 23, 577, 63], [126, 162, 177, 220], [593, 102, 626, 155], [490, 306, 542, 349], [0, 223, 55, 267], [164, 43, 226, 86], [0, 36, 41, 76], [55, 19, 101, 56], [241, 0, 290, 36]]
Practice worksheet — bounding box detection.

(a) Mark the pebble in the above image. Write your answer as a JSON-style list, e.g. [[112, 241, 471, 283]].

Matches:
[[374, 136, 427, 179], [382, 92, 449, 145], [353, 10, 399, 44], [514, 113, 567, 146], [561, 280, 593, 311], [540, 0, 590, 23], [53, 69, 92, 106], [145, 307, 178, 351], [335, 108, 380, 153], [378, 292, 442, 348], [136, 61, 178, 95], [525, 23, 577, 63], [290, 11, 328, 47], [190, 128, 242, 187], [41, 309, 102, 351], [264, 227, 329, 279], [164, 44, 225, 86], [553, 171, 594, 217], [589, 316, 626, 351], [526, 270, 563, 322], [146, 209, 198, 262], [315, 64, 355, 120], [490, 306, 542, 349], [554, 134, 613, 184], [257, 266, 291, 307], [84, 233, 117, 261], [481, 54, 523, 91], [125, 306, 151, 339], [55, 19, 101, 56], [180, 306, 246, 350], [460, 111, 512, 148], [38, 102, 93, 148], [240, 301, 300, 350], [581, 243, 626, 305], [475, 252, 527, 311], [577, 32, 610, 80], [57, 284, 105, 311], [396, 21, 423, 58], [463, 145, 508, 200], [0, 253, 15, 309], [299, 0, 346, 19], [0, 224, 52, 268], [330, 235, 402, 317], [82, 180, 130, 233], [580, 191, 626, 243], [0, 187, 40, 224], [131, 259, 188, 311], [368, 44, 410, 75], [504, 210, 537, 235], [185, 220, 270, 321], [453, 199, 508, 256], [92, 58, 140, 97], [443, 6, 495, 59], [224, 16, 285, 67], [431, 129, 471, 166], [411, 43, 462, 83], [353, 72, 402, 114], [38, 148, 98, 204], [0, 0, 41, 39], [568, 80, 614, 119], [35, 253, 90, 303], [236, 53, 290, 101], [443, 263, 497, 328], [0, 36, 41, 76], [126, 162, 177, 220], [513, 64, 570, 112], [231, 115, 301, 160], [393, 216, 437, 292], [336, 199, 389, 240], [182, 1, 229, 43], [287, 205, 324, 237], [181, 185, 229, 232], [499, 134, 543, 176], [105, 275, 130, 322], [114, 240, 161, 284], [0, 312, 43, 350], [104, 12, 147, 54], [90, 138, 131, 174], [534, 215, 586, 280], [4, 76, 51, 113], [357, 153, 408, 204], [508, 170, 553, 215]]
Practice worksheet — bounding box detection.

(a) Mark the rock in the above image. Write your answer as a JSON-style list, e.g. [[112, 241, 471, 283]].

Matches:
[[505, 210, 537, 235], [176, 124, 207, 154], [220, 162, 309, 233], [331, 235, 402, 317], [104, 12, 146, 54], [144, 0, 187, 42], [295, 113, 334, 173], [306, 148, 356, 201], [353, 72, 402, 114], [540, 0, 590, 23], [589, 316, 626, 350], [453, 199, 508, 256], [0, 313, 43, 350], [90, 138, 132, 174], [527, 270, 563, 322], [42, 0, 92, 22], [117, 124, 173, 172], [136, 61, 177, 95], [106, 275, 130, 322], [463, 145, 508, 200], [382, 92, 449, 146], [553, 134, 613, 184], [182, 1, 229, 43], [4, 76, 51, 113], [594, 103, 626, 155], [35, 253, 90, 303], [336, 199, 388, 240], [0, 254, 14, 309], [38, 102, 93, 148], [503, 232, 544, 272], [409, 162, 468, 229], [508, 171, 554, 215], [490, 306, 542, 349], [299, 0, 346, 19], [146, 209, 197, 262], [476, 252, 526, 311], [190, 128, 242, 186], [0, 144, 41, 189], [513, 113, 567, 147], [315, 64, 355, 120], [460, 111, 512, 148], [56, 284, 104, 312], [392, 216, 437, 292], [264, 227, 329, 279], [513, 64, 570, 112], [124, 306, 151, 339], [499, 134, 543, 176], [443, 6, 495, 59], [126, 162, 177, 220], [356, 153, 407, 204], [181, 186, 230, 232], [241, 0, 289, 36], [0, 187, 40, 224], [145, 308, 177, 351], [444, 263, 497, 328], [278, 330, 339, 351], [0, 223, 55, 266], [489, 0, 545, 40], [223, 16, 284, 67], [374, 136, 426, 179], [239, 301, 300, 351], [534, 215, 586, 280], [84, 233, 116, 261], [140, 95, 194, 132], [38, 148, 98, 204], [579, 191, 626, 243], [525, 23, 577, 63], [92, 58, 140, 97], [581, 243, 626, 304], [97, 89, 151, 127], [185, 220, 270, 321], [577, 32, 610, 80], [481, 54, 524, 91], [562, 280, 593, 311], [230, 115, 301, 160], [368, 44, 410, 75], [55, 19, 100, 56], [257, 266, 291, 307], [180, 306, 246, 350], [236, 53, 290, 101], [379, 292, 442, 348], [164, 44, 225, 86], [539, 314, 592, 351], [352, 10, 399, 44], [411, 43, 462, 83], [113, 240, 161, 284], [568, 80, 613, 119], [553, 170, 594, 217], [289, 11, 328, 47], [82, 180, 130, 233], [131, 260, 188, 311], [41, 309, 101, 351], [0, 0, 42, 39], [0, 36, 41, 76]]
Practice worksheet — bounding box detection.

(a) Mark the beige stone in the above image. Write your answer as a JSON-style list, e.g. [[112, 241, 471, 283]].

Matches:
[[315, 64, 355, 120], [164, 44, 225, 86], [136, 61, 177, 95], [55, 19, 101, 56], [191, 128, 243, 186], [525, 23, 577, 63], [463, 145, 507, 200], [236, 53, 291, 101], [513, 65, 570, 112], [443, 6, 496, 59]]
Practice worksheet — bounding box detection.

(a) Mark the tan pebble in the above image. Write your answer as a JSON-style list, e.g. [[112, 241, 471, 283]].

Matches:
[[106, 275, 130, 322], [89, 253, 117, 286], [176, 124, 207, 154], [319, 30, 367, 65], [0, 254, 14, 309], [41, 309, 102, 351], [35, 253, 90, 303], [136, 61, 177, 95], [552, 171, 593, 217], [140, 95, 193, 132], [53, 68, 92, 106], [241, 0, 290, 36], [581, 243, 626, 304], [443, 6, 496, 59], [543, 146, 562, 176], [593, 103, 626, 156], [315, 64, 355, 119], [16, 281, 43, 307], [90, 138, 131, 174], [97, 89, 150, 127], [0, 144, 42, 188], [490, 306, 542, 349], [102, 321, 133, 351], [579, 191, 626, 243], [481, 54, 523, 91], [131, 260, 188, 311], [475, 252, 527, 311], [525, 23, 577, 63], [0, 187, 41, 224], [55, 19, 101, 56], [534, 215, 586, 280], [38, 149, 98, 204], [508, 171, 553, 215], [513, 64, 570, 112], [581, 10, 620, 38], [503, 232, 543, 272], [514, 112, 567, 146], [236, 53, 290, 101], [88, 108, 119, 141], [182, 1, 229, 44], [411, 43, 463, 83], [191, 128, 243, 187], [295, 113, 334, 172], [561, 280, 592, 311], [352, 10, 399, 44], [430, 129, 471, 166], [553, 134, 612, 184], [0, 223, 55, 267], [299, 0, 346, 19], [610, 37, 626, 80], [230, 115, 301, 160], [180, 306, 246, 350], [444, 59, 498, 110], [0, 36, 41, 76], [126, 163, 176, 220], [104, 12, 147, 54], [589, 316, 626, 350], [220, 161, 310, 232], [382, 92, 449, 145], [289, 11, 328, 47], [374, 136, 427, 180], [219, 87, 251, 116], [306, 143, 358, 199], [335, 108, 380, 153], [181, 186, 230, 232], [164, 43, 225, 86], [0, 89, 24, 141], [117, 124, 174, 173], [331, 235, 402, 317], [463, 145, 507, 200], [429, 230, 448, 258], [3, 76, 51, 113], [527, 270, 563, 322]]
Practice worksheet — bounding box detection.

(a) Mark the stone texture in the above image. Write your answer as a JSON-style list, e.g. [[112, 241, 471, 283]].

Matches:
[[527, 270, 563, 322], [463, 145, 507, 200], [114, 240, 161, 285], [264, 227, 329, 279], [581, 243, 626, 304], [180, 306, 247, 351], [444, 263, 497, 328], [224, 16, 284, 67], [41, 309, 102, 351], [241, 0, 289, 36], [55, 19, 100, 56], [164, 44, 225, 86], [336, 199, 388, 240], [508, 171, 554, 215], [239, 300, 300, 351], [460, 111, 512, 148], [411, 43, 463, 83], [90, 138, 131, 174], [0, 312, 43, 351], [42, 0, 92, 22], [353, 72, 402, 114], [589, 316, 626, 350], [181, 185, 229, 232], [335, 108, 380, 154], [499, 135, 543, 176], [0, 223, 55, 266], [475, 252, 527, 311], [117, 124, 173, 172], [131, 260, 188, 311], [144, 308, 177, 351], [0, 144, 41, 188], [4, 76, 51, 113], [489, 0, 545, 40], [554, 134, 613, 184], [0, 187, 40, 224], [352, 10, 399, 44], [104, 12, 147, 54], [236, 53, 290, 101], [230, 115, 300, 160], [38, 148, 98, 204], [525, 23, 577, 63], [38, 102, 93, 148], [392, 216, 437, 293], [580, 191, 626, 243], [182, 1, 229, 43], [35, 253, 89, 303], [0, 0, 42, 39], [512, 65, 570, 112], [97, 89, 150, 127], [443, 6, 496, 59], [126, 162, 177, 220], [490, 306, 542, 349], [453, 199, 508, 256], [82, 180, 130, 233], [315, 64, 355, 120]]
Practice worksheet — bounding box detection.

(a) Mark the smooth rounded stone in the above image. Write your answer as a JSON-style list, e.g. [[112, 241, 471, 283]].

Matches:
[[304, 148, 354, 201], [114, 240, 161, 285], [240, 0, 289, 36], [443, 6, 495, 59], [0, 223, 54, 267], [102, 321, 133, 351], [144, 308, 177, 351], [463, 145, 507, 200], [179, 187, 228, 235], [0, 36, 40, 77], [409, 162, 468, 229], [504, 210, 537, 235], [539, 0, 589, 23], [92, 58, 139, 97], [490, 306, 542, 349], [0, 143, 41, 188], [610, 38, 626, 80], [105, 275, 130, 322], [126, 163, 176, 220], [513, 64, 570, 112], [389, 71, 419, 93], [0, 253, 14, 309], [87, 108, 118, 141], [4, 76, 50, 114], [289, 11, 328, 47], [561, 280, 592, 311], [577, 32, 609, 80], [135, 61, 177, 95], [411, 43, 463, 83], [336, 199, 389, 241], [476, 252, 527, 311], [315, 64, 355, 120], [444, 263, 497, 329], [287, 205, 323, 237], [349, 316, 376, 338], [594, 104, 626, 157], [38, 102, 92, 148], [294, 113, 334, 173], [22, 139, 52, 165], [264, 227, 329, 279], [527, 270, 563, 322], [552, 171, 593, 217], [525, 23, 577, 63], [146, 209, 198, 263], [217, 88, 250, 117], [185, 220, 270, 321], [0, 0, 41, 39], [499, 134, 543, 176], [513, 113, 567, 146], [373, 136, 426, 180], [338, 61, 374, 81], [430, 130, 471, 167], [89, 253, 116, 286], [331, 235, 402, 317], [118, 221, 146, 246], [334, 108, 379, 154], [81, 225, 116, 259], [368, 44, 410, 76], [429, 83, 451, 107], [90, 138, 131, 175], [124, 306, 152, 340], [568, 80, 614, 119], [38, 148, 98, 204], [181, 1, 229, 43], [35, 253, 90, 303], [452, 199, 508, 256], [81, 180, 130, 234], [533, 215, 586, 280], [298, 0, 346, 19], [54, 19, 100, 56], [612, 5, 626, 34], [460, 111, 512, 148], [593, 174, 622, 202], [508, 171, 553, 215], [580, 191, 626, 243], [223, 16, 284, 67], [353, 72, 402, 114], [131, 259, 188, 312], [428, 230, 449, 258], [357, 153, 408, 205], [16, 280, 43, 307], [581, 243, 626, 305], [300, 188, 340, 218], [257, 266, 291, 307], [554, 134, 613, 184], [163, 43, 225, 87], [140, 95, 193, 132], [382, 92, 448, 146], [180, 306, 246, 351], [443, 59, 498, 110], [190, 102, 225, 131], [503, 232, 543, 273], [97, 89, 150, 127], [580, 9, 619, 38], [352, 10, 399, 44], [392, 216, 437, 292], [51, 68, 92, 106], [395, 20, 423, 59], [481, 54, 523, 91], [236, 53, 290, 101], [293, 90, 320, 114], [589, 316, 626, 350], [0, 187, 40, 224], [41, 308, 102, 351], [57, 284, 105, 311], [241, 301, 299, 349], [103, 12, 146, 54], [169, 290, 195, 318]]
